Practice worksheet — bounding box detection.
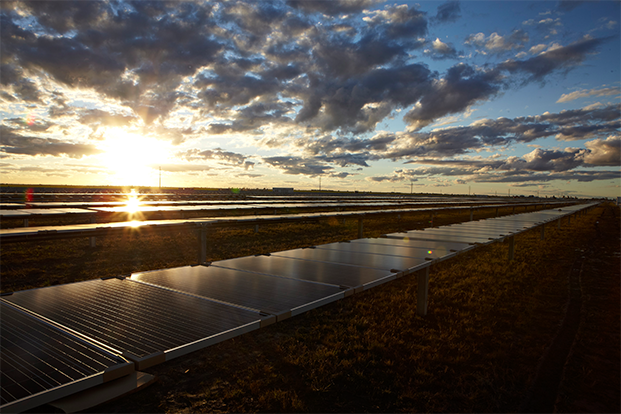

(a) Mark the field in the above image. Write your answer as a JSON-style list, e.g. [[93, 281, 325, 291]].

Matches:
[[2, 203, 619, 412]]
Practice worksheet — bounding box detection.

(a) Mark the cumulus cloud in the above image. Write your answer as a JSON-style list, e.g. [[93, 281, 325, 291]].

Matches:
[[583, 135, 621, 166], [557, 86, 620, 103], [425, 38, 459, 59], [177, 148, 250, 166], [465, 30, 529, 53], [287, 0, 377, 16], [262, 156, 333, 176], [0, 0, 617, 192]]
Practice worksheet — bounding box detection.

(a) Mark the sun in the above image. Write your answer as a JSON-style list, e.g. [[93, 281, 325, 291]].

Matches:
[[99, 129, 170, 185]]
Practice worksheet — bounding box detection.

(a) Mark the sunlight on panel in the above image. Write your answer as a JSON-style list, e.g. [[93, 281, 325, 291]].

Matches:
[[126, 189, 140, 214], [99, 129, 170, 186]]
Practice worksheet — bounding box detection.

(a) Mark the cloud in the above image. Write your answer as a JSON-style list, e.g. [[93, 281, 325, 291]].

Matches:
[[0, 125, 102, 158], [158, 164, 213, 173], [556, 86, 620, 103], [287, 0, 377, 16], [583, 135, 621, 166], [465, 30, 529, 53], [498, 35, 612, 83], [557, 1, 586, 12], [403, 63, 502, 130], [262, 156, 333, 176], [0, 0, 617, 194], [434, 1, 461, 23], [177, 148, 250, 166], [522, 17, 563, 35], [425, 38, 459, 59]]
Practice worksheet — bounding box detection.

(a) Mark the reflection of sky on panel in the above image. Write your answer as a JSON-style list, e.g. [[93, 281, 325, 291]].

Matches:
[[213, 255, 396, 288], [272, 248, 428, 273], [131, 265, 342, 316]]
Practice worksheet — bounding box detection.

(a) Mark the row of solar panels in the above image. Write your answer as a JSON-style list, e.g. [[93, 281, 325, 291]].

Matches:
[[1, 199, 498, 209], [0, 202, 572, 243], [0, 203, 596, 412], [0, 203, 494, 227], [0, 200, 508, 220]]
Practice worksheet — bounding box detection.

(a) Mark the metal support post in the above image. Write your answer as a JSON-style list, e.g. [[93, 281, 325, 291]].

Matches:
[[417, 266, 430, 316], [540, 224, 545, 240], [358, 217, 364, 239], [23, 218, 28, 227], [198, 225, 208, 264], [495, 207, 499, 217], [469, 208, 473, 221], [90, 237, 96, 248], [508, 236, 515, 261], [512, 206, 516, 214], [254, 224, 259, 233]]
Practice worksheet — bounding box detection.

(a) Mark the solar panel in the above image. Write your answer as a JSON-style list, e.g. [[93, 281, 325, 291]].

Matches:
[[417, 227, 511, 239], [314, 241, 450, 261], [349, 238, 474, 258], [213, 255, 398, 291], [131, 265, 345, 321], [272, 247, 429, 274], [0, 302, 133, 413], [0, 210, 31, 217], [2, 278, 267, 369], [383, 230, 493, 244]]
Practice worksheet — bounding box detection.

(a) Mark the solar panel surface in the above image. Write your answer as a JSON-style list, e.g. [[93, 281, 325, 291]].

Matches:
[[212, 255, 397, 289], [2, 279, 264, 368], [0, 302, 133, 413], [131, 265, 344, 318], [272, 248, 428, 273]]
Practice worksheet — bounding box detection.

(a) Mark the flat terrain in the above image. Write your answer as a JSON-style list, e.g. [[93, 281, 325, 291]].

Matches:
[[4, 203, 618, 413]]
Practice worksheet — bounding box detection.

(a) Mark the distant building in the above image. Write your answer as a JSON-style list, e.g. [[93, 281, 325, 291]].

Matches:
[[273, 187, 294, 195]]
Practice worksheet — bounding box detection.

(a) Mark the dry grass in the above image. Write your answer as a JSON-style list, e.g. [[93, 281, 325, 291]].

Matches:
[[5, 203, 618, 413]]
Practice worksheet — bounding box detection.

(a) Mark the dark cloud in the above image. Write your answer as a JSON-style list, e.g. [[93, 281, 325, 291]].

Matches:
[[178, 148, 250, 166], [286, 0, 377, 16], [403, 63, 502, 130], [300, 133, 396, 156], [78, 109, 136, 128], [295, 64, 433, 133], [498, 36, 612, 83], [0, 125, 102, 158], [557, 1, 586, 12], [435, 1, 461, 23], [262, 156, 333, 176]]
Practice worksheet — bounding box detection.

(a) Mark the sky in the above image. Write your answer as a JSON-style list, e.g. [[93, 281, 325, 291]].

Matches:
[[1, 0, 619, 198]]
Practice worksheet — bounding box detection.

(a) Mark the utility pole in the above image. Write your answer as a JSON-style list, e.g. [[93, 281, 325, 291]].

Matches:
[[410, 182, 413, 194]]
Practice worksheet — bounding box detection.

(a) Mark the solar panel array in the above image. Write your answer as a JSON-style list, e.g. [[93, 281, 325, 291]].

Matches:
[[0, 202, 598, 411], [0, 302, 133, 413]]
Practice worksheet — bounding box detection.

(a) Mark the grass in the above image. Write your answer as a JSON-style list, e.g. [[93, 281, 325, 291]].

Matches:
[[5, 203, 619, 412]]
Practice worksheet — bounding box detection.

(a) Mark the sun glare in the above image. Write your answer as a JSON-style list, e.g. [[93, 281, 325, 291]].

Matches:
[[126, 188, 141, 213], [100, 129, 170, 185]]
